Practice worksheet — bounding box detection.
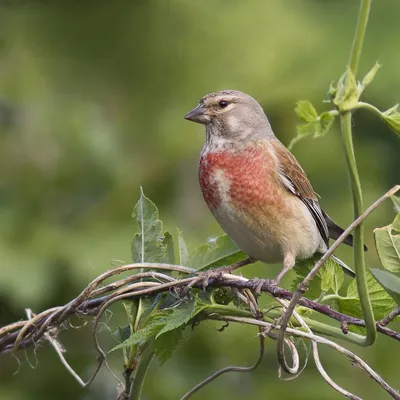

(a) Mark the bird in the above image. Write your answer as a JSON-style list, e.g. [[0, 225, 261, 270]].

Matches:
[[184, 90, 365, 284]]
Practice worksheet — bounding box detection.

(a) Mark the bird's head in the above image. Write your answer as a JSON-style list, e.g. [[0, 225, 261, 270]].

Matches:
[[184, 90, 274, 141]]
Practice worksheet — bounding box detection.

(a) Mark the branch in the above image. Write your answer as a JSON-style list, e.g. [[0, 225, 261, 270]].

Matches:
[[276, 184, 400, 373]]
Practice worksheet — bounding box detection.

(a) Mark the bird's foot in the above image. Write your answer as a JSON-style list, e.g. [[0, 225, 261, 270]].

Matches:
[[248, 277, 278, 295]]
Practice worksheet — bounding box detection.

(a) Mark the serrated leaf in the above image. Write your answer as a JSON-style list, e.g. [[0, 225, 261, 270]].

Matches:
[[113, 325, 131, 343], [317, 112, 335, 137], [155, 303, 197, 338], [291, 256, 322, 300], [122, 300, 139, 330], [328, 82, 337, 99], [188, 234, 247, 271], [336, 271, 397, 319], [382, 113, 400, 136], [131, 187, 167, 263], [287, 125, 314, 150], [361, 62, 381, 88], [177, 229, 189, 265], [391, 195, 400, 214], [110, 319, 164, 352], [383, 104, 399, 116], [292, 256, 344, 298], [295, 100, 318, 122], [162, 232, 175, 264], [370, 268, 400, 305], [333, 68, 359, 112], [374, 222, 400, 276], [320, 264, 334, 293], [111, 299, 210, 353], [152, 326, 185, 365]]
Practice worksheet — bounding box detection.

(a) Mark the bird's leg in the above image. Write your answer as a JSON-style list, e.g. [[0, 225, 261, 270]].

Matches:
[[272, 253, 295, 286]]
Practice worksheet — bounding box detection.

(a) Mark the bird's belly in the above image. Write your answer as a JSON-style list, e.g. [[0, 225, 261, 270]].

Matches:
[[212, 205, 284, 264], [211, 195, 323, 264]]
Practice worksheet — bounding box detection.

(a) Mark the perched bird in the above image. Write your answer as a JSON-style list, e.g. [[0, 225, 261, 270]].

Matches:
[[184, 90, 364, 284]]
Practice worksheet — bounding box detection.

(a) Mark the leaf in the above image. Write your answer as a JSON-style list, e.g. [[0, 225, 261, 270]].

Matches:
[[294, 100, 318, 122], [370, 268, 400, 305], [131, 187, 167, 263], [110, 319, 164, 351], [111, 298, 210, 353], [291, 256, 322, 300], [291, 256, 344, 299], [382, 113, 400, 136], [336, 271, 397, 319], [317, 112, 335, 137], [162, 232, 175, 264], [155, 302, 198, 338], [188, 234, 247, 271], [177, 229, 189, 265], [361, 62, 381, 88], [374, 222, 400, 276], [152, 327, 185, 365], [333, 68, 359, 112], [289, 108, 335, 150], [122, 300, 139, 330], [391, 195, 400, 214]]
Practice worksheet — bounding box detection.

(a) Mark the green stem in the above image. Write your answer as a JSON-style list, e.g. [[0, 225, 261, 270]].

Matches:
[[340, 0, 376, 347], [266, 309, 365, 345], [130, 342, 155, 400], [348, 0, 372, 75], [355, 101, 382, 117]]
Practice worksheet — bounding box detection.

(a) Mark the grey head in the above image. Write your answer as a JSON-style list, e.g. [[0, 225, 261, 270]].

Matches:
[[184, 90, 275, 142]]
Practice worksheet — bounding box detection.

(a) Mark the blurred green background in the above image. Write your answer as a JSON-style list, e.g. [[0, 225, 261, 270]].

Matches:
[[0, 1, 399, 399]]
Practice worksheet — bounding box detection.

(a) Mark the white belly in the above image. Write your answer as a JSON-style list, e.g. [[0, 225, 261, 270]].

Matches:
[[211, 196, 325, 265]]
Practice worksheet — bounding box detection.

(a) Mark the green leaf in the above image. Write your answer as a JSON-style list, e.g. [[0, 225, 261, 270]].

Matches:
[[155, 302, 198, 338], [177, 229, 189, 265], [333, 68, 359, 112], [374, 222, 400, 276], [162, 232, 175, 264], [336, 271, 397, 319], [294, 100, 318, 122], [383, 104, 399, 116], [111, 298, 210, 353], [328, 81, 337, 100], [188, 234, 247, 271], [361, 62, 381, 88], [131, 187, 167, 263], [317, 112, 335, 137], [370, 268, 400, 305], [152, 327, 185, 365], [291, 256, 322, 300], [110, 319, 164, 351], [391, 195, 400, 214], [381, 113, 400, 136], [320, 258, 344, 294], [122, 300, 139, 331]]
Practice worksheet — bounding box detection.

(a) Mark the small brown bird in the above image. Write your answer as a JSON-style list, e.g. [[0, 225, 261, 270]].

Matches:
[[184, 90, 363, 283]]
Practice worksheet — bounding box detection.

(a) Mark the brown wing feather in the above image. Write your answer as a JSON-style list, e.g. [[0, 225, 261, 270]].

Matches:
[[271, 139, 330, 246]]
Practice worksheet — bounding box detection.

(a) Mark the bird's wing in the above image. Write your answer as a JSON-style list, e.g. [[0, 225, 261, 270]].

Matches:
[[271, 139, 330, 247]]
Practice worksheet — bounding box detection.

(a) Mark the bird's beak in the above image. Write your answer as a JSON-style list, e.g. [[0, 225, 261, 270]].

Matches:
[[184, 104, 208, 124]]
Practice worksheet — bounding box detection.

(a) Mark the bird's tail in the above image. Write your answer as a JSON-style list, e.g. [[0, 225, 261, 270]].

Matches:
[[331, 254, 356, 278]]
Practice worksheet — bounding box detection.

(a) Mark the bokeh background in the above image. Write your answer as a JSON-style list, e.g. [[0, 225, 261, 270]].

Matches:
[[0, 1, 399, 399]]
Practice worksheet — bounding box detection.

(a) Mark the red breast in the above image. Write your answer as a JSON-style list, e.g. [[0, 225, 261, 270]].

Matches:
[[198, 143, 285, 212]]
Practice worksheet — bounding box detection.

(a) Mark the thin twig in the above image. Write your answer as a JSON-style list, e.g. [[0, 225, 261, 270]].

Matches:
[[210, 315, 400, 400], [378, 306, 400, 327], [180, 327, 265, 400], [276, 185, 400, 373]]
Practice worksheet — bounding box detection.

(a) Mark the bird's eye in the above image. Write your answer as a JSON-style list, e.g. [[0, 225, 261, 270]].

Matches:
[[218, 100, 229, 108]]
